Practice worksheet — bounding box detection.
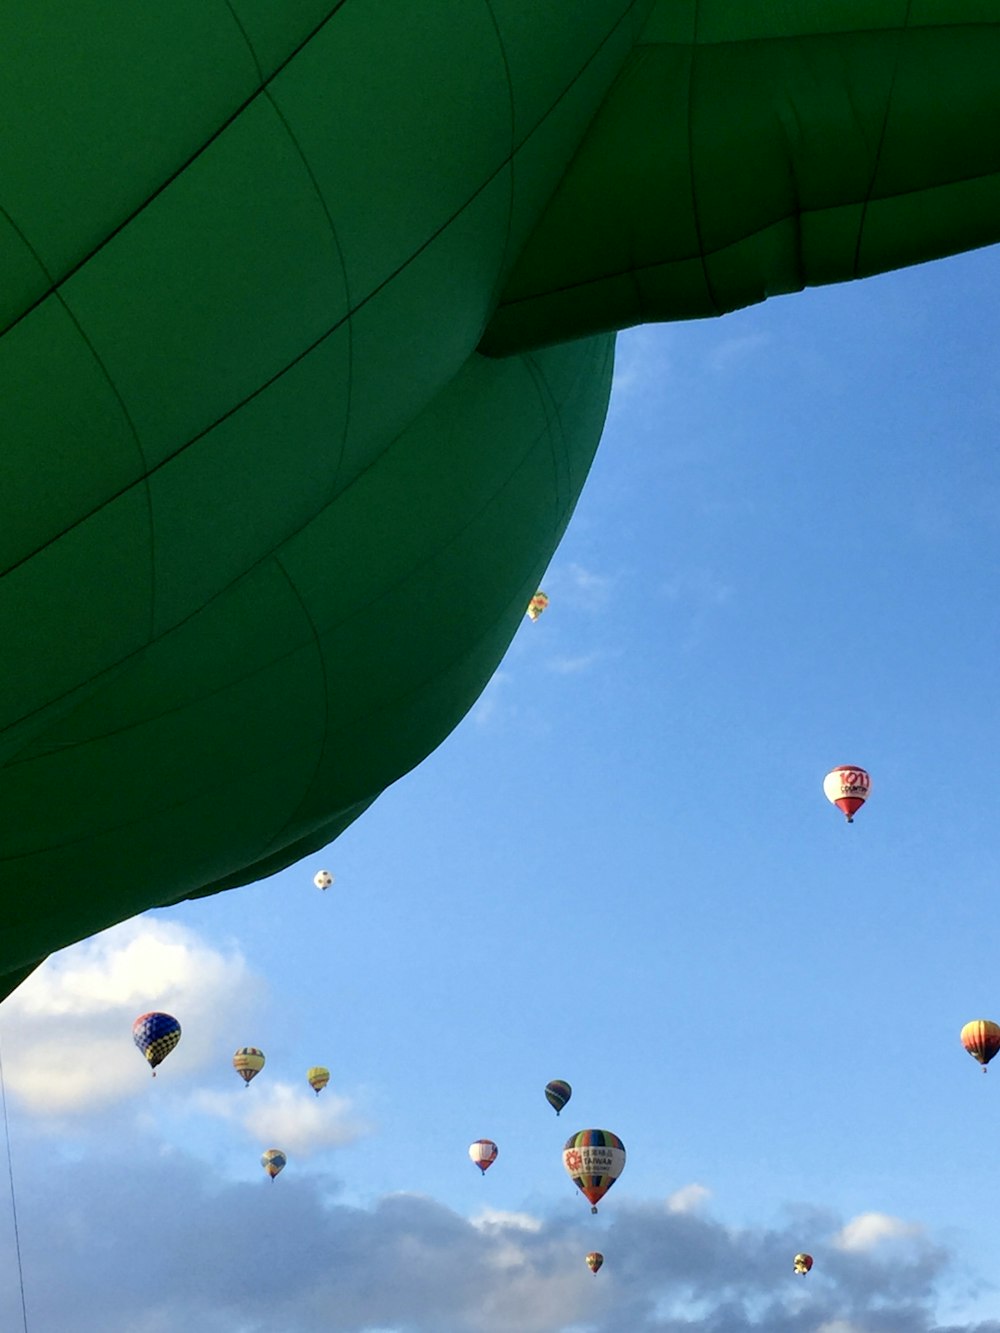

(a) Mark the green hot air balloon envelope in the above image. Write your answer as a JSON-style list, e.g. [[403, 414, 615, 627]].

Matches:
[[1, 6, 999, 998], [545, 1080, 572, 1115]]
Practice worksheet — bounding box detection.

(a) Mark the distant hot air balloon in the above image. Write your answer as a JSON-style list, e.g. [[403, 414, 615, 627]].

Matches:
[[562, 1129, 626, 1213], [132, 1012, 181, 1076], [526, 591, 549, 622], [586, 1252, 604, 1274], [469, 1139, 498, 1174], [823, 766, 870, 822], [261, 1149, 287, 1181], [793, 1253, 813, 1275], [233, 1047, 265, 1087], [961, 1020, 1000, 1072], [314, 870, 334, 890], [307, 1066, 330, 1095], [545, 1079, 572, 1115]]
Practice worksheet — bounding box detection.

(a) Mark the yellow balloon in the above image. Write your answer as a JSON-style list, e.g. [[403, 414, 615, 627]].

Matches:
[[307, 1066, 330, 1095]]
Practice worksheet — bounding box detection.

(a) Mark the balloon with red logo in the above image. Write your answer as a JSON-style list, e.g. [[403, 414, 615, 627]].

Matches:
[[961, 1019, 1000, 1072], [562, 1129, 626, 1213], [469, 1139, 498, 1174], [823, 765, 871, 823], [586, 1252, 604, 1274], [793, 1253, 813, 1275]]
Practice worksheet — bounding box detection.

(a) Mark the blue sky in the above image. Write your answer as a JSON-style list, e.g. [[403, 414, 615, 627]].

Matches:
[[1, 242, 999, 1332]]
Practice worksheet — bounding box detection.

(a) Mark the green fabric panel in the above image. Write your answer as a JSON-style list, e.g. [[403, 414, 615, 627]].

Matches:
[[0, 300, 142, 573], [0, 489, 151, 728], [0, 215, 49, 329], [483, 15, 1000, 353], [487, 0, 652, 143], [501, 14, 645, 287], [226, 0, 341, 74], [269, 2, 510, 301], [0, 2, 258, 283], [146, 325, 352, 633], [62, 97, 349, 469]]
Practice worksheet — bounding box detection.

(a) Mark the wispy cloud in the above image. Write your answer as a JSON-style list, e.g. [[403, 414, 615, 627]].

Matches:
[[546, 651, 603, 675], [667, 1182, 712, 1214], [611, 326, 678, 399], [192, 1079, 370, 1155], [834, 1211, 926, 1253], [706, 329, 772, 374]]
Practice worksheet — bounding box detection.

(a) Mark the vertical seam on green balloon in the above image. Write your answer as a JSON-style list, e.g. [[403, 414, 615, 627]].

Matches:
[[49, 291, 158, 642], [221, 0, 266, 86], [217, 0, 354, 499], [852, 0, 914, 279], [480, 0, 517, 308], [0, 1, 352, 343], [522, 353, 570, 525], [264, 551, 332, 860], [478, 3, 649, 346], [686, 0, 722, 317]]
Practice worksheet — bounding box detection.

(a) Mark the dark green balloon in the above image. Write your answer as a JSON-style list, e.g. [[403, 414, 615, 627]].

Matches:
[[2, 2, 999, 996]]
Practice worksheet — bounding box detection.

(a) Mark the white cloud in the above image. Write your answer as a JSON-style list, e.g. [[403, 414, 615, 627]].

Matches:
[[546, 652, 603, 675], [561, 561, 613, 611], [706, 329, 772, 373], [0, 918, 261, 1114], [192, 1079, 369, 1155], [666, 1182, 712, 1214], [471, 1207, 542, 1234], [471, 670, 514, 728], [834, 1212, 925, 1253]]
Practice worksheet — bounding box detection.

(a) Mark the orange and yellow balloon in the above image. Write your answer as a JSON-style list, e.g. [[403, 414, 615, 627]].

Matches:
[[793, 1253, 813, 1275], [823, 765, 870, 823], [586, 1252, 604, 1274], [961, 1020, 1000, 1071]]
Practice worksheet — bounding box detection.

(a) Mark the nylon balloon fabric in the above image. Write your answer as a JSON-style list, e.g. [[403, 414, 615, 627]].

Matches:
[[2, 3, 1000, 996]]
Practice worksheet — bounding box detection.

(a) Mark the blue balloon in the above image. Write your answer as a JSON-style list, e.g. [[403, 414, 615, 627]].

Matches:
[[132, 1012, 181, 1075]]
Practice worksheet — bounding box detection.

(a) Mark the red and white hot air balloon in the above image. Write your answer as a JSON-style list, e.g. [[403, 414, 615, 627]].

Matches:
[[468, 1139, 498, 1174], [823, 765, 870, 823]]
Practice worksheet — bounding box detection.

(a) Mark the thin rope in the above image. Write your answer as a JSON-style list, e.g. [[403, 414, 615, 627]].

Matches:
[[0, 1039, 28, 1333]]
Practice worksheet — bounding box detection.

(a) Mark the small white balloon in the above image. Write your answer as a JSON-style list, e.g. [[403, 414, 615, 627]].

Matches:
[[313, 869, 334, 890]]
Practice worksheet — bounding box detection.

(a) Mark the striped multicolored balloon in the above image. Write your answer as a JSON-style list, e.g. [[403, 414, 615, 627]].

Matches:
[[233, 1047, 265, 1086], [562, 1129, 626, 1213], [545, 1079, 572, 1115], [961, 1019, 1000, 1071]]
